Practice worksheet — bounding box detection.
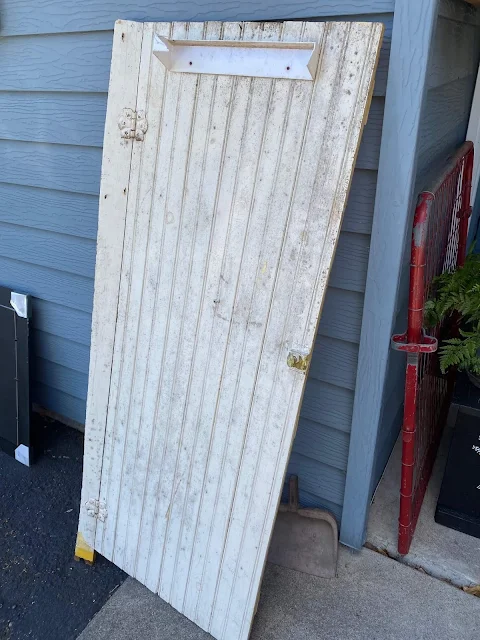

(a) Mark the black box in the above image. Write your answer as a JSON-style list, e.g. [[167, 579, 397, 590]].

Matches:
[[435, 407, 480, 539]]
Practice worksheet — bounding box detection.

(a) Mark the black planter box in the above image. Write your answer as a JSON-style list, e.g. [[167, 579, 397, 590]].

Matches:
[[435, 407, 480, 539]]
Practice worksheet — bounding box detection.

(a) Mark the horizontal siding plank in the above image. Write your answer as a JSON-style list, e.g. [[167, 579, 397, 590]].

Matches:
[[0, 95, 382, 167], [32, 330, 90, 374], [0, 140, 101, 195], [34, 358, 88, 400], [310, 336, 359, 390], [300, 378, 354, 433], [0, 31, 113, 92], [318, 287, 364, 344], [34, 383, 86, 424], [0, 22, 390, 96], [417, 122, 471, 185], [292, 418, 350, 471], [281, 484, 343, 521], [0, 92, 107, 146], [341, 169, 377, 235], [0, 183, 98, 239], [418, 76, 475, 160], [355, 97, 384, 170], [0, 222, 96, 277], [439, 0, 480, 25], [285, 452, 346, 507], [0, 256, 93, 312], [328, 231, 370, 293], [0, 2, 394, 36], [31, 299, 92, 346], [428, 16, 480, 89]]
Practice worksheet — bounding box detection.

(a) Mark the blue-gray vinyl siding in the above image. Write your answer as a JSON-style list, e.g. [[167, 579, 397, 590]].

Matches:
[[0, 0, 392, 523], [370, 0, 480, 493]]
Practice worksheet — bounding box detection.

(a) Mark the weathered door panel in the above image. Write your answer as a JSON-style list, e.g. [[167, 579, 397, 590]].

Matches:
[[78, 20, 383, 640]]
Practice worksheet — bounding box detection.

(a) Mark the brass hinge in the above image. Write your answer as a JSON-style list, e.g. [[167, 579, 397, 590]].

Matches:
[[118, 108, 148, 141], [287, 349, 311, 372]]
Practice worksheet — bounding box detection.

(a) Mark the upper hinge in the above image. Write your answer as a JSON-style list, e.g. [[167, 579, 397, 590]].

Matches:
[[118, 108, 148, 141]]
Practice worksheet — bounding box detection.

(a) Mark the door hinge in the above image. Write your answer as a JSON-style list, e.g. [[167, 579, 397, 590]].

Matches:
[[85, 498, 108, 522], [118, 108, 148, 141]]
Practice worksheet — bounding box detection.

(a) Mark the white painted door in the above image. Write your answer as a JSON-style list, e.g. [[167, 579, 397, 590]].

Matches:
[[78, 19, 382, 640]]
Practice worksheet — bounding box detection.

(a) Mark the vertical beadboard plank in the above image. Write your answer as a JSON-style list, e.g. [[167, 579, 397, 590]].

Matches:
[[154, 20, 221, 603], [226, 23, 382, 640], [100, 25, 158, 564], [107, 22, 169, 575], [127, 21, 186, 585], [81, 20, 383, 640], [188, 22, 299, 630], [94, 23, 155, 559], [78, 20, 144, 551]]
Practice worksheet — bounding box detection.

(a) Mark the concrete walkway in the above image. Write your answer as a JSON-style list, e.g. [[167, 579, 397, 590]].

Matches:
[[79, 547, 480, 640], [367, 407, 480, 587]]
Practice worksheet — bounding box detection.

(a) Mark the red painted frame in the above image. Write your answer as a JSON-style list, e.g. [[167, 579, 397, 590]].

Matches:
[[391, 141, 474, 555]]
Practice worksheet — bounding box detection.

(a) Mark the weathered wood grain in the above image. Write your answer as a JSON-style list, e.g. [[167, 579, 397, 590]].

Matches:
[[34, 357, 88, 400], [428, 16, 479, 89], [292, 418, 350, 471], [356, 97, 384, 170], [31, 299, 92, 346], [439, 0, 480, 24], [329, 232, 370, 292], [32, 329, 91, 374], [0, 17, 391, 95], [0, 222, 96, 277], [286, 452, 346, 507], [341, 169, 377, 234], [300, 378, 354, 433], [34, 383, 87, 424], [310, 336, 359, 390], [0, 255, 93, 312], [79, 20, 382, 640], [418, 76, 475, 161], [0, 92, 107, 147], [317, 287, 364, 343], [0, 183, 98, 239], [0, 1, 394, 36], [0, 32, 113, 92], [0, 140, 101, 195]]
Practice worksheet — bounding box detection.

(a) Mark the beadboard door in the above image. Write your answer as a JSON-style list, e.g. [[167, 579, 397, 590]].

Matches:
[[78, 19, 382, 640]]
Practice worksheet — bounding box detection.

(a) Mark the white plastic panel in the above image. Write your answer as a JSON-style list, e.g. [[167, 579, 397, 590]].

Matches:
[[79, 20, 383, 640]]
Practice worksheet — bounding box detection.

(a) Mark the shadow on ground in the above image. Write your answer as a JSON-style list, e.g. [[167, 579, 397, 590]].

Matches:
[[0, 415, 126, 640]]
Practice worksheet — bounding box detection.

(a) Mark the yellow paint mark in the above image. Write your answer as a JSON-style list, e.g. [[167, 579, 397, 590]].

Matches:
[[261, 261, 268, 275], [75, 532, 96, 564]]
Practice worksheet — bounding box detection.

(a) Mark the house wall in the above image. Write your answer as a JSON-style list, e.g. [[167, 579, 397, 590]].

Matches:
[[0, 0, 393, 523], [370, 0, 480, 494]]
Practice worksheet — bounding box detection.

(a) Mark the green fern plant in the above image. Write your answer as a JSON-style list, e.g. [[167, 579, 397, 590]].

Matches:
[[425, 250, 480, 375]]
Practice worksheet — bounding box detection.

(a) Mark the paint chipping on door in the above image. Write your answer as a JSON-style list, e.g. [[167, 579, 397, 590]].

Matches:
[[78, 19, 383, 640]]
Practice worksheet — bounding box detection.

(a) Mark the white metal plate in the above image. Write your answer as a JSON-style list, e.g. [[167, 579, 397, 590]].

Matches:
[[78, 19, 383, 640], [153, 35, 319, 80]]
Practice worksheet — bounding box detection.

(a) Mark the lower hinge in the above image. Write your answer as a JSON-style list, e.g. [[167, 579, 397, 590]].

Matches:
[[85, 498, 108, 522]]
